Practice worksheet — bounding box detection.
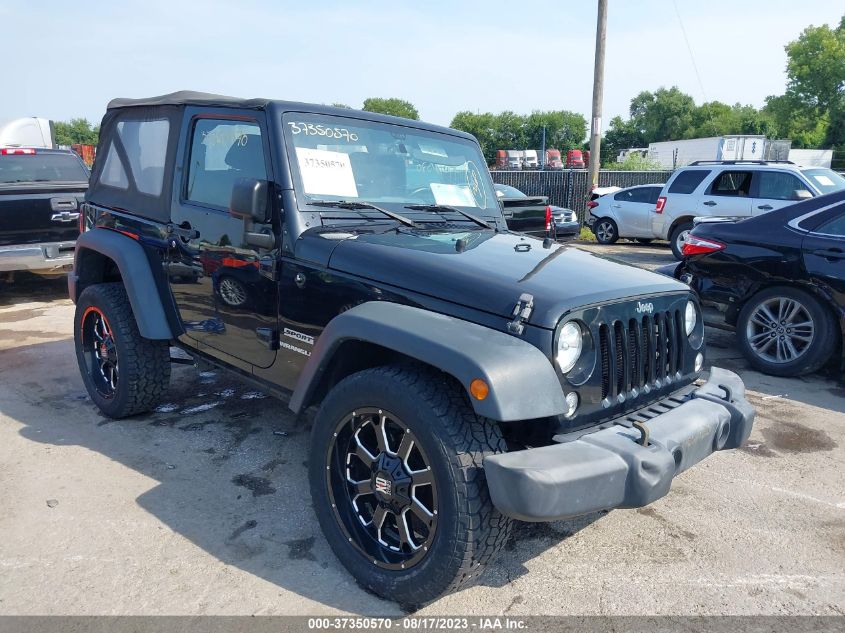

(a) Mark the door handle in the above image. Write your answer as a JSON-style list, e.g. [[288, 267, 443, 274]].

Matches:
[[814, 248, 845, 260], [702, 201, 717, 207], [757, 204, 773, 211], [611, 204, 621, 208]]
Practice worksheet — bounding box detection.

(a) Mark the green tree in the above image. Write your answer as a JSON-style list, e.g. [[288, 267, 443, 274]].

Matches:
[[362, 97, 419, 120], [603, 152, 662, 171], [781, 15, 845, 146], [524, 110, 587, 153], [628, 87, 697, 142], [54, 118, 99, 146], [450, 111, 498, 162]]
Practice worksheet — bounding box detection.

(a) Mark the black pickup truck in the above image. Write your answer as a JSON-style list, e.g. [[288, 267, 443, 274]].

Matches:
[[0, 147, 89, 280]]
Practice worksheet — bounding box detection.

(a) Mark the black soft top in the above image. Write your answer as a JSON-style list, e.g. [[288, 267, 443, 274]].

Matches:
[[106, 91, 473, 140], [90, 92, 476, 223]]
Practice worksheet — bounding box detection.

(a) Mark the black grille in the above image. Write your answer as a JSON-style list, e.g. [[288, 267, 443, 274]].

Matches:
[[599, 309, 683, 401]]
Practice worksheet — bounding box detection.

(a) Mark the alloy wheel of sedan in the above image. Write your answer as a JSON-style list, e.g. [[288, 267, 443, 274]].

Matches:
[[595, 220, 616, 243], [219, 277, 247, 307], [326, 407, 438, 570], [745, 296, 815, 364]]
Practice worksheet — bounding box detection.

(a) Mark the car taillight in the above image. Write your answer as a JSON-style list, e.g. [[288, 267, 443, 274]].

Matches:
[[545, 205, 552, 231], [655, 196, 666, 213], [682, 235, 726, 256], [1, 148, 36, 155], [586, 200, 598, 209]]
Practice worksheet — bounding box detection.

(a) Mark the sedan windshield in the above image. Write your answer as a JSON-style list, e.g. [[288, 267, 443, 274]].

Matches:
[[801, 168, 845, 195], [283, 113, 497, 215]]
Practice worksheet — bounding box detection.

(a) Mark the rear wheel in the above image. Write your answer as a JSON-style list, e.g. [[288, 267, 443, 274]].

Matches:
[[309, 365, 511, 607], [74, 283, 170, 418], [737, 286, 836, 377], [593, 218, 618, 244], [670, 221, 694, 259]]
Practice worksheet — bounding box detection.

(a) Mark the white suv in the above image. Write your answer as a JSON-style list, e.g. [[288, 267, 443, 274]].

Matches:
[[653, 160, 845, 259]]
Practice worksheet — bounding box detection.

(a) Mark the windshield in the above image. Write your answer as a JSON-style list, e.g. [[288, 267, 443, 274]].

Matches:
[[0, 153, 88, 184], [801, 168, 845, 195], [494, 184, 526, 198], [283, 113, 497, 215]]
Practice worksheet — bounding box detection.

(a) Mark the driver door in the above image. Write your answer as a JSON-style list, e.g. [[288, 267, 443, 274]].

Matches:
[[168, 109, 279, 369]]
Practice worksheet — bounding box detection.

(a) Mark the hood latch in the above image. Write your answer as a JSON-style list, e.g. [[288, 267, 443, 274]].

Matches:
[[506, 293, 534, 335]]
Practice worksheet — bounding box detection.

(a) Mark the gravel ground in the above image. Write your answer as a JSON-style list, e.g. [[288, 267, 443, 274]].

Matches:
[[0, 250, 843, 616]]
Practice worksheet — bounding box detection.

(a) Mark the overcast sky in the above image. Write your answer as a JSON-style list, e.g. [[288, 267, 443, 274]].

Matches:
[[4, 1, 842, 129]]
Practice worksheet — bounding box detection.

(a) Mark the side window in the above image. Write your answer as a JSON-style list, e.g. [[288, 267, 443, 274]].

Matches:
[[614, 190, 635, 202], [186, 119, 266, 209], [814, 212, 845, 237], [645, 186, 662, 204], [668, 170, 710, 194], [709, 171, 752, 197], [100, 141, 129, 190], [116, 119, 169, 196], [756, 171, 812, 201]]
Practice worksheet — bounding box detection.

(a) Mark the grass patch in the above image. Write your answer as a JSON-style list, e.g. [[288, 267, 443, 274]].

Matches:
[[579, 226, 596, 242]]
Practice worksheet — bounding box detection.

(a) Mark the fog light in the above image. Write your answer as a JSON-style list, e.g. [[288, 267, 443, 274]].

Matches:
[[695, 353, 704, 372], [564, 392, 579, 418]]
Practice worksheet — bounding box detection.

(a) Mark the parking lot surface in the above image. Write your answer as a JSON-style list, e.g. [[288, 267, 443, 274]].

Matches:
[[1, 243, 844, 616]]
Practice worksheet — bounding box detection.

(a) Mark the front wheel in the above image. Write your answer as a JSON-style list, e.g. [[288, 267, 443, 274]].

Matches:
[[74, 283, 171, 418], [737, 286, 836, 377], [309, 365, 511, 606], [593, 218, 619, 244]]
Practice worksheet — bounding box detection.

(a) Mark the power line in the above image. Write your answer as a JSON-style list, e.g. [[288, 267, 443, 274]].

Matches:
[[672, 0, 717, 134]]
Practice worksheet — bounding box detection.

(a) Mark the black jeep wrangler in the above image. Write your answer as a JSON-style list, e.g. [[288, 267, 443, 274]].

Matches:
[[70, 92, 754, 605]]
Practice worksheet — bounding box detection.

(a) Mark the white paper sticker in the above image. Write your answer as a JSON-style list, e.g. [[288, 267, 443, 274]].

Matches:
[[813, 174, 835, 186], [295, 148, 358, 198], [430, 183, 479, 207]]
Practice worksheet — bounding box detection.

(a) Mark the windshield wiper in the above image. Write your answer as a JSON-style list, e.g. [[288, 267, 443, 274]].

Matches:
[[404, 204, 496, 231], [308, 200, 419, 228]]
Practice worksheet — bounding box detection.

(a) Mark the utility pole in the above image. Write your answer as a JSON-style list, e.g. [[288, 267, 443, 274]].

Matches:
[[588, 0, 607, 189]]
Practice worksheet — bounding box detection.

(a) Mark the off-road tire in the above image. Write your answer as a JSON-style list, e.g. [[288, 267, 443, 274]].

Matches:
[[74, 283, 171, 418], [736, 286, 836, 377], [593, 218, 619, 244], [309, 364, 512, 607], [670, 221, 694, 259]]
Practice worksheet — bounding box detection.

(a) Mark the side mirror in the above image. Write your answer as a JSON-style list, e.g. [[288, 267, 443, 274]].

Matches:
[[793, 189, 813, 201], [230, 177, 270, 223]]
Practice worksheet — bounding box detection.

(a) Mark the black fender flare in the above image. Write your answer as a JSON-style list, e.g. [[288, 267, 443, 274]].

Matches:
[[289, 302, 568, 422], [70, 229, 174, 340]]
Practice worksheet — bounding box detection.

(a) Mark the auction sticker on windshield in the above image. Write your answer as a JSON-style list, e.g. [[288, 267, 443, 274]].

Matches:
[[295, 147, 358, 198], [431, 183, 478, 207]]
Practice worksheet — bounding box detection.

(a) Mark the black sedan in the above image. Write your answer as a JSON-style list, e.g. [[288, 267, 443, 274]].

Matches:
[[493, 184, 580, 239], [668, 190, 844, 377]]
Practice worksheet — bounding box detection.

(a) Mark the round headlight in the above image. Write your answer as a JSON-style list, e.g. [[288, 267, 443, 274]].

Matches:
[[557, 321, 583, 373], [685, 300, 697, 336]]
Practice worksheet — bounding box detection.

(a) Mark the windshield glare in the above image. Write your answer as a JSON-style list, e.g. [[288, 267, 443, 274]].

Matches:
[[801, 168, 845, 195], [283, 113, 497, 214]]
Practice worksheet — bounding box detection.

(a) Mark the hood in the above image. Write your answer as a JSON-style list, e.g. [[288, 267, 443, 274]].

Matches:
[[309, 228, 689, 329]]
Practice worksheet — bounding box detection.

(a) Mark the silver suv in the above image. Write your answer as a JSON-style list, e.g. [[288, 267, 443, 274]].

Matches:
[[653, 160, 845, 259]]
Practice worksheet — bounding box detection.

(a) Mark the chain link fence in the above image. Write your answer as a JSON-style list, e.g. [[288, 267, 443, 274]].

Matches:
[[490, 170, 673, 221]]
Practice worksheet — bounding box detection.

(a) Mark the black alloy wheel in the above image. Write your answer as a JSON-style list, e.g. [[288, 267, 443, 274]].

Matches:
[[80, 306, 119, 398], [327, 407, 437, 570]]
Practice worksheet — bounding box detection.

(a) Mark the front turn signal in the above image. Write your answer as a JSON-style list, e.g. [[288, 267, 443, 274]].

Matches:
[[470, 379, 489, 401]]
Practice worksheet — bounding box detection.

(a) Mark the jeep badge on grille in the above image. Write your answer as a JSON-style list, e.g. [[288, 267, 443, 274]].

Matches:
[[636, 301, 654, 314]]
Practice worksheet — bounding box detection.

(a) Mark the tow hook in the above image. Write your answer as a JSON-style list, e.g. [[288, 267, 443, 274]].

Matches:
[[632, 420, 650, 446]]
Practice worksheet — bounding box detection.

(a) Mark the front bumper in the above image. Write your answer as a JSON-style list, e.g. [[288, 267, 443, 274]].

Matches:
[[484, 367, 754, 521], [0, 241, 76, 274]]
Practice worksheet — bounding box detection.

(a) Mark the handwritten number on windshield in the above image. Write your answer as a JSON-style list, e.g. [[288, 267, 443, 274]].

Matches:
[[288, 122, 358, 142]]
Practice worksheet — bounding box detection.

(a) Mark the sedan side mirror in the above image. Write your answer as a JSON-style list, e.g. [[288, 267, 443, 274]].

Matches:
[[230, 177, 270, 223], [792, 189, 813, 201]]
